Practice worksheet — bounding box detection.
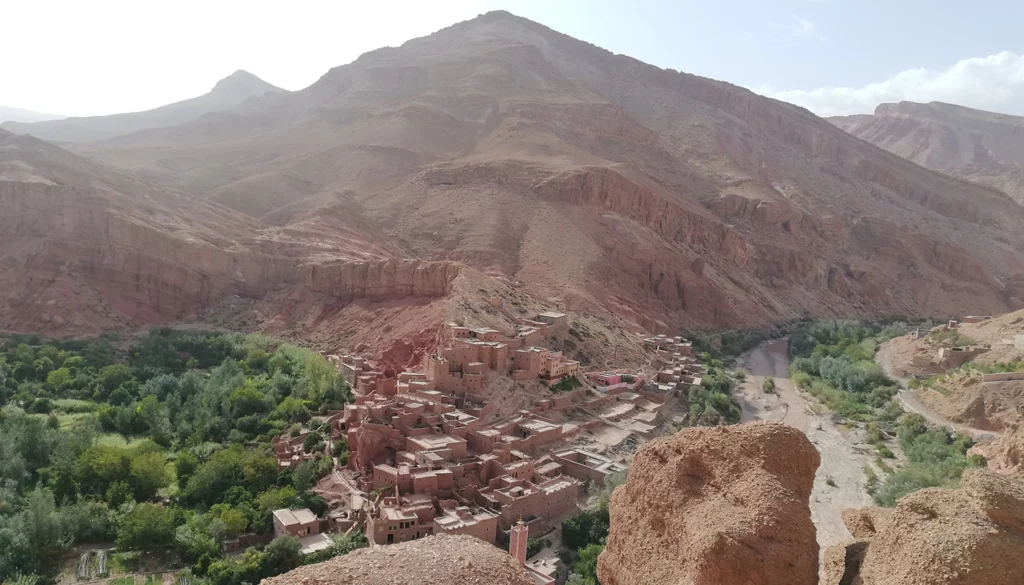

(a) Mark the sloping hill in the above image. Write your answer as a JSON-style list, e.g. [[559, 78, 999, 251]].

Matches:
[[71, 12, 1024, 331], [5, 11, 1024, 348], [1, 70, 283, 142], [832, 101, 1024, 205], [0, 105, 64, 124]]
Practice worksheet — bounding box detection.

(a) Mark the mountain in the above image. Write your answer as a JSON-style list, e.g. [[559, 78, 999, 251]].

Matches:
[[0, 70, 283, 143], [832, 102, 1024, 205], [0, 105, 64, 124], [5, 12, 1024, 353]]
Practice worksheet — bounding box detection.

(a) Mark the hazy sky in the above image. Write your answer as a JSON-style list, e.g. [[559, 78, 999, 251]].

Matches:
[[4, 0, 1024, 118]]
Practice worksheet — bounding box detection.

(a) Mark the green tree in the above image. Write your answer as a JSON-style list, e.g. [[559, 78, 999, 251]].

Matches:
[[175, 513, 226, 562], [292, 461, 315, 492], [209, 504, 248, 538], [303, 431, 324, 454], [263, 535, 302, 576], [76, 445, 132, 497], [105, 481, 134, 508], [183, 447, 277, 506], [116, 503, 178, 550], [0, 489, 70, 581], [175, 452, 199, 488], [97, 364, 133, 394], [45, 367, 73, 391], [129, 451, 170, 501], [571, 544, 604, 585]]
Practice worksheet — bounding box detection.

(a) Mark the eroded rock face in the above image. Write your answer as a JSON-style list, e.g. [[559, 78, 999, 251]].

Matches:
[[597, 422, 820, 585], [839, 469, 1024, 585], [302, 259, 460, 300], [259, 534, 534, 585]]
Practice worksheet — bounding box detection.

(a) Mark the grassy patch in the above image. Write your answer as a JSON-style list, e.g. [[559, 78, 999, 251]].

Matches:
[[53, 398, 101, 413], [94, 433, 151, 449]]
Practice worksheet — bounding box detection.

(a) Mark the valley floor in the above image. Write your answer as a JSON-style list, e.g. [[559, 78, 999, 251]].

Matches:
[[734, 340, 875, 560]]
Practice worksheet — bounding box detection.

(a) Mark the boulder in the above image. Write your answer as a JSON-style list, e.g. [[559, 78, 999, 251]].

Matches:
[[841, 507, 893, 539], [844, 469, 1024, 585], [597, 422, 820, 585], [259, 534, 533, 585]]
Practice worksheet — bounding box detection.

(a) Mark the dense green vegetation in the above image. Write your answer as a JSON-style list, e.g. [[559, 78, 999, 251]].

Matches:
[[686, 357, 742, 426], [0, 329, 356, 584], [788, 320, 907, 422], [786, 320, 986, 507], [550, 375, 583, 393], [872, 414, 985, 507], [560, 472, 626, 585]]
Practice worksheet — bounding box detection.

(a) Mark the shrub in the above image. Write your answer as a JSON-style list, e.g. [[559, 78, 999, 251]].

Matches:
[[761, 378, 776, 393]]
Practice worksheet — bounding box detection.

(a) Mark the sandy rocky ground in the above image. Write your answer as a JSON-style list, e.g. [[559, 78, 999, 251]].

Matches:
[[734, 339, 876, 568]]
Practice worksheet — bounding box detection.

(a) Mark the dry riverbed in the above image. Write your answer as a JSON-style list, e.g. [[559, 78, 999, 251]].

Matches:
[[734, 339, 876, 557]]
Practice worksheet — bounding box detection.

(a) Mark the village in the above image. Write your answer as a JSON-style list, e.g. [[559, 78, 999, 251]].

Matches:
[[266, 312, 707, 584]]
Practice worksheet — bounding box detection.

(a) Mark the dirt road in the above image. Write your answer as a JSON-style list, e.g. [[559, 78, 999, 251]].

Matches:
[[875, 341, 996, 440], [735, 339, 875, 557]]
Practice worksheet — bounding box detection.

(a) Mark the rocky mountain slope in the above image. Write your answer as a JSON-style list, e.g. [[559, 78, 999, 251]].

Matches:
[[0, 105, 64, 124], [69, 12, 1024, 330], [5, 12, 1024, 352], [832, 102, 1024, 205], [1, 70, 283, 143]]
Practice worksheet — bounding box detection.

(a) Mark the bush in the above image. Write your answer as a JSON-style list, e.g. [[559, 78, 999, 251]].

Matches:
[[561, 508, 609, 552], [525, 537, 550, 559], [116, 503, 178, 550], [550, 376, 582, 393], [303, 532, 368, 564], [762, 378, 776, 393], [873, 415, 978, 506]]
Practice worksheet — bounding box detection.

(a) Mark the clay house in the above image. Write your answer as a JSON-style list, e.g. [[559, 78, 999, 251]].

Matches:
[[273, 508, 320, 539], [432, 501, 500, 544], [271, 433, 316, 469], [367, 494, 436, 545], [330, 354, 373, 384], [552, 448, 628, 486], [935, 345, 990, 369], [535, 311, 568, 335], [512, 347, 580, 381], [476, 475, 581, 529], [643, 334, 693, 355]]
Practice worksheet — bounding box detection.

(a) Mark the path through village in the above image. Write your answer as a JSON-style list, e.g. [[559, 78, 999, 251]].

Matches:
[[734, 339, 875, 559]]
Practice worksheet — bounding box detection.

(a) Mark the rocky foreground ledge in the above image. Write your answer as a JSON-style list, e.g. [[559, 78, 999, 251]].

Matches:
[[261, 422, 1024, 585]]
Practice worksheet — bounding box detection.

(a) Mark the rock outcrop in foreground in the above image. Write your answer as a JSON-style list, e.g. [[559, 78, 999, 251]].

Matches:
[[260, 534, 533, 585], [825, 469, 1024, 585], [597, 422, 821, 585]]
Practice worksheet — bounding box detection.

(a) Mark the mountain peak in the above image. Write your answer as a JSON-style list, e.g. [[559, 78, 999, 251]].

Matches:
[[211, 69, 282, 97]]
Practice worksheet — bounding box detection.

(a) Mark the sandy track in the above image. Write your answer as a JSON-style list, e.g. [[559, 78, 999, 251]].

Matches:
[[875, 341, 996, 440], [735, 339, 875, 557]]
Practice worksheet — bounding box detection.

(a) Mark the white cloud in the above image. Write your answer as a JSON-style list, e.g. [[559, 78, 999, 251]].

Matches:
[[757, 51, 1024, 117], [770, 16, 826, 44]]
